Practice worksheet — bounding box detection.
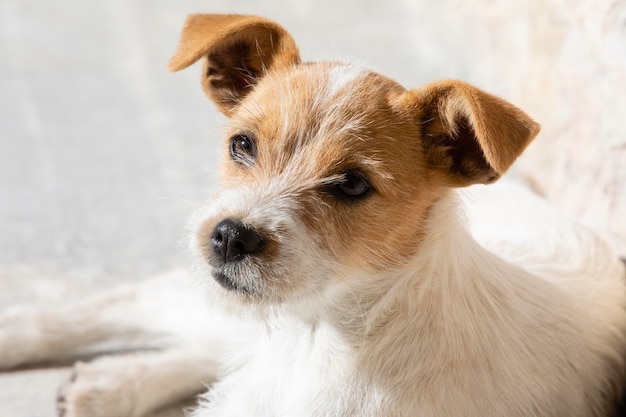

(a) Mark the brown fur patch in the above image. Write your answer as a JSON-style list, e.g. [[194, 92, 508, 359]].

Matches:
[[410, 80, 540, 187], [220, 64, 444, 273], [168, 14, 300, 115]]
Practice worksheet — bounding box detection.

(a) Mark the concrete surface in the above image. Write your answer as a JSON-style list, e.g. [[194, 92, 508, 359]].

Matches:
[[2, 0, 623, 416]]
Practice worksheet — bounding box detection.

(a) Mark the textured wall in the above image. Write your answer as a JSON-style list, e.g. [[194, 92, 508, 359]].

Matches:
[[517, 0, 626, 257]]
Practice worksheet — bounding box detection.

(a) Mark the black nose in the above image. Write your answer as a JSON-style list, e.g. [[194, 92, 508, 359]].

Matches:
[[211, 218, 262, 263]]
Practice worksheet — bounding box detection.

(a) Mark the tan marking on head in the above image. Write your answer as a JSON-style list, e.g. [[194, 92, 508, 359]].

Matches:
[[173, 15, 541, 301], [219, 63, 445, 275]]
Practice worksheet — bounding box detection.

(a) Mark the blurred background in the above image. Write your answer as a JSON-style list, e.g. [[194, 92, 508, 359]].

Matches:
[[1, 0, 624, 415]]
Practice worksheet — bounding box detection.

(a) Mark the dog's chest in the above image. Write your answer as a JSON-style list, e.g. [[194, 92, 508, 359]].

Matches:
[[200, 320, 375, 417]]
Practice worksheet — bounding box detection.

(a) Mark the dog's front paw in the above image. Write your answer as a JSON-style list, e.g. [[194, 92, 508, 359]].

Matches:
[[57, 360, 136, 417]]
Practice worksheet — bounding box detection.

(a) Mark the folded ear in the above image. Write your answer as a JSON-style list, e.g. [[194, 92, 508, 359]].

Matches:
[[410, 80, 540, 187], [168, 14, 300, 115]]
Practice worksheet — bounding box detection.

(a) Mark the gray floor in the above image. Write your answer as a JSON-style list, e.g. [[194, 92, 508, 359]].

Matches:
[[0, 1, 477, 415]]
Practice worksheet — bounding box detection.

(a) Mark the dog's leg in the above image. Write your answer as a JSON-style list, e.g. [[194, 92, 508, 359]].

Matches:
[[56, 347, 217, 417], [0, 269, 214, 369]]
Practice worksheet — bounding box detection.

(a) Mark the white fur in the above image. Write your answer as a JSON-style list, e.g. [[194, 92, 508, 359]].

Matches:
[[326, 63, 368, 99], [1, 176, 625, 417], [182, 178, 626, 417]]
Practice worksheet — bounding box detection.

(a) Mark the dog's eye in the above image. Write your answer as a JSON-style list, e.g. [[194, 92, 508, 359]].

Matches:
[[229, 134, 256, 164], [328, 171, 372, 200]]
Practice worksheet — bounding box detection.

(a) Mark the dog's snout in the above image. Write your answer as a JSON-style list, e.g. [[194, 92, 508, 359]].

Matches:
[[211, 218, 262, 263]]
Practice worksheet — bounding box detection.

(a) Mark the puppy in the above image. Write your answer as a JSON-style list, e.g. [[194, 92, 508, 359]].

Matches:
[[1, 14, 626, 417]]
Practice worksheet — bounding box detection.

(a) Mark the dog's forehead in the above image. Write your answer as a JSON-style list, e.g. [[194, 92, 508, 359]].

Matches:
[[240, 62, 404, 128], [229, 63, 412, 176]]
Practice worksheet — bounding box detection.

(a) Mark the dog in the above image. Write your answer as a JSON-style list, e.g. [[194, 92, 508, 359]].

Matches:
[[1, 13, 626, 417]]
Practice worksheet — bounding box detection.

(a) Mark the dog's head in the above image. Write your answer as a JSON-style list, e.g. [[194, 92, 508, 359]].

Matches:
[[169, 14, 540, 304]]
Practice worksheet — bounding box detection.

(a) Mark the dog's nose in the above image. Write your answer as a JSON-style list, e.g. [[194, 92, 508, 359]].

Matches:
[[211, 218, 262, 263]]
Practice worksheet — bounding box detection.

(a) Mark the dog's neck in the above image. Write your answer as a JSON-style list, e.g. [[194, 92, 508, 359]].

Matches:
[[283, 190, 499, 346]]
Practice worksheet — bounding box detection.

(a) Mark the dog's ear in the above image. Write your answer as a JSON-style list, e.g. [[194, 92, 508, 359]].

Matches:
[[168, 14, 300, 115], [408, 80, 540, 187]]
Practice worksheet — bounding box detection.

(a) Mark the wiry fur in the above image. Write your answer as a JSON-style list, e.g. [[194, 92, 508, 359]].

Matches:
[[1, 13, 625, 417]]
